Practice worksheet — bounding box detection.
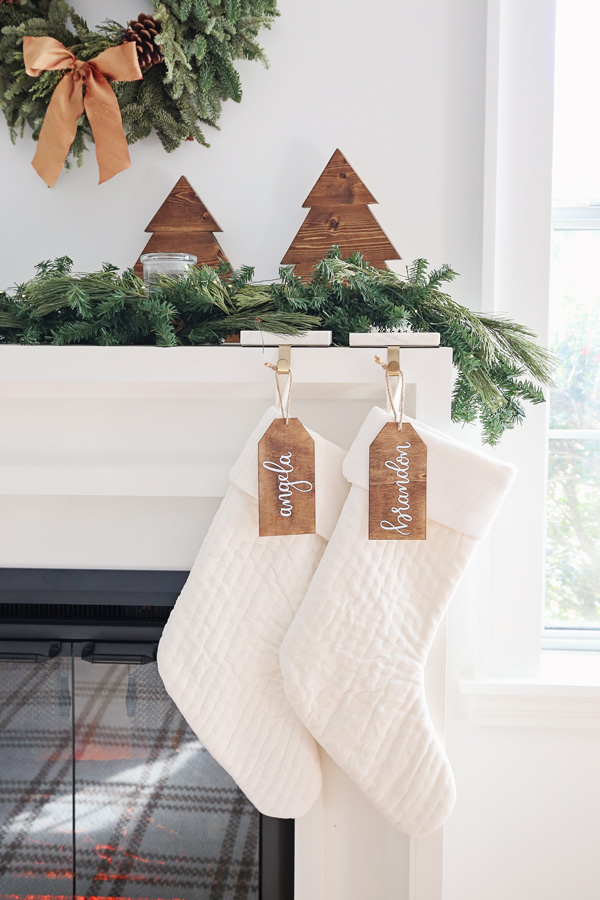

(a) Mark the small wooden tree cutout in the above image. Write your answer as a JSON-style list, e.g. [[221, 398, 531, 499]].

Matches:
[[281, 149, 401, 279], [134, 176, 228, 277]]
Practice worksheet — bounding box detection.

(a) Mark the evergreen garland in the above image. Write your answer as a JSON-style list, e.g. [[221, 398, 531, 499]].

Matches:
[[0, 250, 555, 444], [272, 251, 555, 445], [0, 0, 278, 165], [0, 256, 318, 347]]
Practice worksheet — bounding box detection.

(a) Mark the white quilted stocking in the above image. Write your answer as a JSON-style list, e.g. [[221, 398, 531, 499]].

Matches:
[[280, 407, 516, 836], [157, 407, 348, 819]]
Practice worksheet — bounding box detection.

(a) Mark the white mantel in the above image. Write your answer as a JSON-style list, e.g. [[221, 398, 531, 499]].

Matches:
[[0, 344, 452, 500], [0, 344, 453, 900]]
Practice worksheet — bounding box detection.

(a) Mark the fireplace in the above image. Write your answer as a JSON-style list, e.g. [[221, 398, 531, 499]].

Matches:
[[0, 568, 294, 900]]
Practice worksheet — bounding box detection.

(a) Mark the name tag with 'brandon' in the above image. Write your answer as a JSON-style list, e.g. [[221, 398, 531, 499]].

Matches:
[[369, 422, 427, 540], [258, 418, 316, 536]]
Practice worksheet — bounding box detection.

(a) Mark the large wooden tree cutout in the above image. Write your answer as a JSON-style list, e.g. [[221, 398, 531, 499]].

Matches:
[[281, 149, 401, 279], [134, 176, 228, 277]]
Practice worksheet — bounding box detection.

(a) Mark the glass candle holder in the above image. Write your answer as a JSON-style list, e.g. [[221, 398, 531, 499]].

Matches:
[[141, 252, 197, 294]]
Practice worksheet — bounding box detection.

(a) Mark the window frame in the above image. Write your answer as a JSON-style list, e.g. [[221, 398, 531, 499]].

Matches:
[[542, 206, 600, 650], [478, 1, 600, 679], [474, 0, 557, 680]]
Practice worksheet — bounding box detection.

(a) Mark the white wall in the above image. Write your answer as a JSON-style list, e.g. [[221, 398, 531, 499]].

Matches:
[[3, 2, 598, 900], [0, 0, 486, 300], [445, 715, 600, 900]]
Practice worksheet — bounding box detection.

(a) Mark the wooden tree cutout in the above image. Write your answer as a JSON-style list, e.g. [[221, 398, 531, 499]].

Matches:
[[281, 149, 401, 279], [134, 176, 228, 277]]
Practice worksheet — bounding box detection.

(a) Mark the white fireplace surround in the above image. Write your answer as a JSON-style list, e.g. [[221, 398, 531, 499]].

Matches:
[[0, 344, 453, 900]]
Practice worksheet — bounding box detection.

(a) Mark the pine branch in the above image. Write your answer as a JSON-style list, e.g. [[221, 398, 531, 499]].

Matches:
[[0, 252, 554, 444], [272, 250, 555, 444], [0, 0, 278, 161]]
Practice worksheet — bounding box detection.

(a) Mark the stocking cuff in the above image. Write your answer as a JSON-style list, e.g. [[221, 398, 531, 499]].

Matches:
[[229, 406, 349, 540], [342, 407, 517, 540]]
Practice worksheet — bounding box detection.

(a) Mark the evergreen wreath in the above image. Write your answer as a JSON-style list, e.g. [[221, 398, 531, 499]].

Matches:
[[0, 0, 278, 166], [0, 249, 555, 444]]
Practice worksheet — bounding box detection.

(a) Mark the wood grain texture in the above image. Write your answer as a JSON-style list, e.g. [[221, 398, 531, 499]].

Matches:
[[145, 176, 222, 233], [281, 206, 400, 265], [369, 422, 427, 541], [282, 149, 401, 278], [302, 149, 377, 207], [134, 177, 228, 277], [258, 418, 316, 536]]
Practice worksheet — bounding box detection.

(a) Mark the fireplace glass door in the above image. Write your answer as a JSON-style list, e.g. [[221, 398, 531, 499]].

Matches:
[[0, 653, 259, 900]]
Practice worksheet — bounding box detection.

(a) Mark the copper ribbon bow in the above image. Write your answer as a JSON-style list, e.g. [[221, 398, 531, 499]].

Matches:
[[23, 36, 143, 188]]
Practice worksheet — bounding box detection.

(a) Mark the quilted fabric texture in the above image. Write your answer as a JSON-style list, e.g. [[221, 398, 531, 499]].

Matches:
[[157, 408, 348, 819], [280, 407, 517, 835]]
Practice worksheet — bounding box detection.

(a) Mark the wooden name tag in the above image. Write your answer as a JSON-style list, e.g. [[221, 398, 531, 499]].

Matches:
[[258, 418, 316, 536], [369, 422, 427, 540]]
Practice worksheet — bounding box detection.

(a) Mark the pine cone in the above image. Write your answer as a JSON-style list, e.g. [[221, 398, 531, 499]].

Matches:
[[123, 13, 163, 70]]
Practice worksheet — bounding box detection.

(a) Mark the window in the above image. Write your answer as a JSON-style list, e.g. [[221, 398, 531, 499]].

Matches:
[[543, 0, 600, 647]]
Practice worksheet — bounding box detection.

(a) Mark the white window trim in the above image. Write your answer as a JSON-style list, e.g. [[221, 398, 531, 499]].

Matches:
[[458, 0, 600, 712], [542, 631, 600, 652], [474, 0, 556, 681], [552, 205, 600, 229]]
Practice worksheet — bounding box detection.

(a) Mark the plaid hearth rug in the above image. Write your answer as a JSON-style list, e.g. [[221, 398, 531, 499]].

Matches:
[[0, 657, 259, 900]]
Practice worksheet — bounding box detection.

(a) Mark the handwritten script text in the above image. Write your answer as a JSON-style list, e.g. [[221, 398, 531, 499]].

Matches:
[[262, 453, 313, 517], [380, 442, 412, 534]]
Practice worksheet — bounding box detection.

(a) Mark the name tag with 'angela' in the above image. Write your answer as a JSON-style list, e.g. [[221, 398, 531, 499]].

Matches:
[[258, 418, 316, 536], [369, 422, 427, 540]]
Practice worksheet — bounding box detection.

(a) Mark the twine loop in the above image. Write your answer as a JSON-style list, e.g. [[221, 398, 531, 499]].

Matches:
[[265, 362, 293, 425], [375, 354, 405, 430]]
